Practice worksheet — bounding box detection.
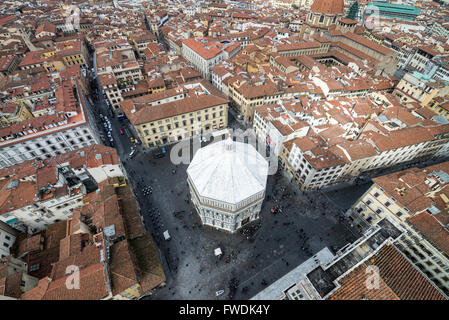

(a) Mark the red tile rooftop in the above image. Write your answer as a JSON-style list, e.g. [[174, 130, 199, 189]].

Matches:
[[339, 18, 357, 25], [311, 0, 344, 15], [276, 41, 321, 52], [0, 55, 16, 71], [0, 79, 90, 147], [182, 37, 229, 60], [328, 244, 446, 300], [18, 51, 48, 67], [374, 126, 435, 152], [0, 15, 17, 26], [124, 93, 228, 125]]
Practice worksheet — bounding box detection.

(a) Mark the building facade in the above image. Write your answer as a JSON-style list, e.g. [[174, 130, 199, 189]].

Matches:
[[121, 81, 229, 148], [345, 162, 449, 296], [0, 145, 124, 233], [182, 37, 241, 80], [0, 221, 17, 258], [0, 79, 100, 169]]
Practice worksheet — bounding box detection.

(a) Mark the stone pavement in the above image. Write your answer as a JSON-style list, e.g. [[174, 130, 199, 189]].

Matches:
[[122, 141, 367, 300]]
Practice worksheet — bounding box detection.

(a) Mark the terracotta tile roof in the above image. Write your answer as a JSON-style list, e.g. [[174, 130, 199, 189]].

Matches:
[[368, 245, 446, 300], [115, 186, 146, 239], [95, 47, 139, 71], [130, 233, 165, 293], [45, 144, 119, 169], [109, 240, 139, 296], [292, 136, 322, 152], [340, 32, 393, 56], [0, 180, 36, 216], [36, 166, 58, 189], [0, 55, 16, 72], [0, 112, 65, 139], [276, 41, 321, 52], [233, 80, 278, 99], [50, 244, 102, 281], [336, 140, 378, 161], [211, 65, 232, 78], [339, 18, 357, 25], [101, 195, 126, 236], [182, 37, 227, 60], [327, 262, 400, 300], [133, 30, 157, 43], [415, 107, 438, 119], [59, 234, 84, 261], [24, 246, 60, 280], [0, 268, 23, 298], [0, 15, 17, 27], [44, 263, 109, 300], [19, 171, 165, 298], [332, 41, 377, 63], [98, 72, 116, 87], [0, 145, 119, 214], [382, 106, 422, 126], [146, 77, 165, 89], [408, 212, 449, 257], [311, 0, 344, 15], [180, 67, 202, 81], [20, 277, 50, 300], [126, 86, 184, 106], [272, 120, 294, 136], [372, 166, 438, 213], [374, 126, 435, 152], [124, 94, 228, 125], [18, 50, 49, 67], [35, 23, 56, 36]]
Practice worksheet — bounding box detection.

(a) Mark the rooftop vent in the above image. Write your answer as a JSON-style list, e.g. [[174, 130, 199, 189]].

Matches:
[[395, 187, 407, 196]]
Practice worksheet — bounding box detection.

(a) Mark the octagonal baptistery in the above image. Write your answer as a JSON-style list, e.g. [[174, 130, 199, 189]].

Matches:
[[187, 138, 269, 233]]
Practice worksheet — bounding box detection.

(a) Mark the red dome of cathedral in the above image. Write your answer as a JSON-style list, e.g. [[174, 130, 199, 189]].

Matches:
[[310, 0, 344, 15]]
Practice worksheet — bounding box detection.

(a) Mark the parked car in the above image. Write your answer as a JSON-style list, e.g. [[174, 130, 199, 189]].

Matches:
[[153, 147, 166, 159], [120, 128, 124, 135], [129, 148, 137, 158]]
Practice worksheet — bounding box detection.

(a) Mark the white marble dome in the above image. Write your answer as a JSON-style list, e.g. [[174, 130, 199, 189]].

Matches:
[[187, 138, 269, 232], [187, 138, 268, 205]]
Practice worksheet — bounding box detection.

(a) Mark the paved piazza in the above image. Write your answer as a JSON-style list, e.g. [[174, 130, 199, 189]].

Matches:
[[123, 137, 369, 300]]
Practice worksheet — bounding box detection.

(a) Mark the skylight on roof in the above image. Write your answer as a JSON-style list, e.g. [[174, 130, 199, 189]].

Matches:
[[428, 205, 441, 215]]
